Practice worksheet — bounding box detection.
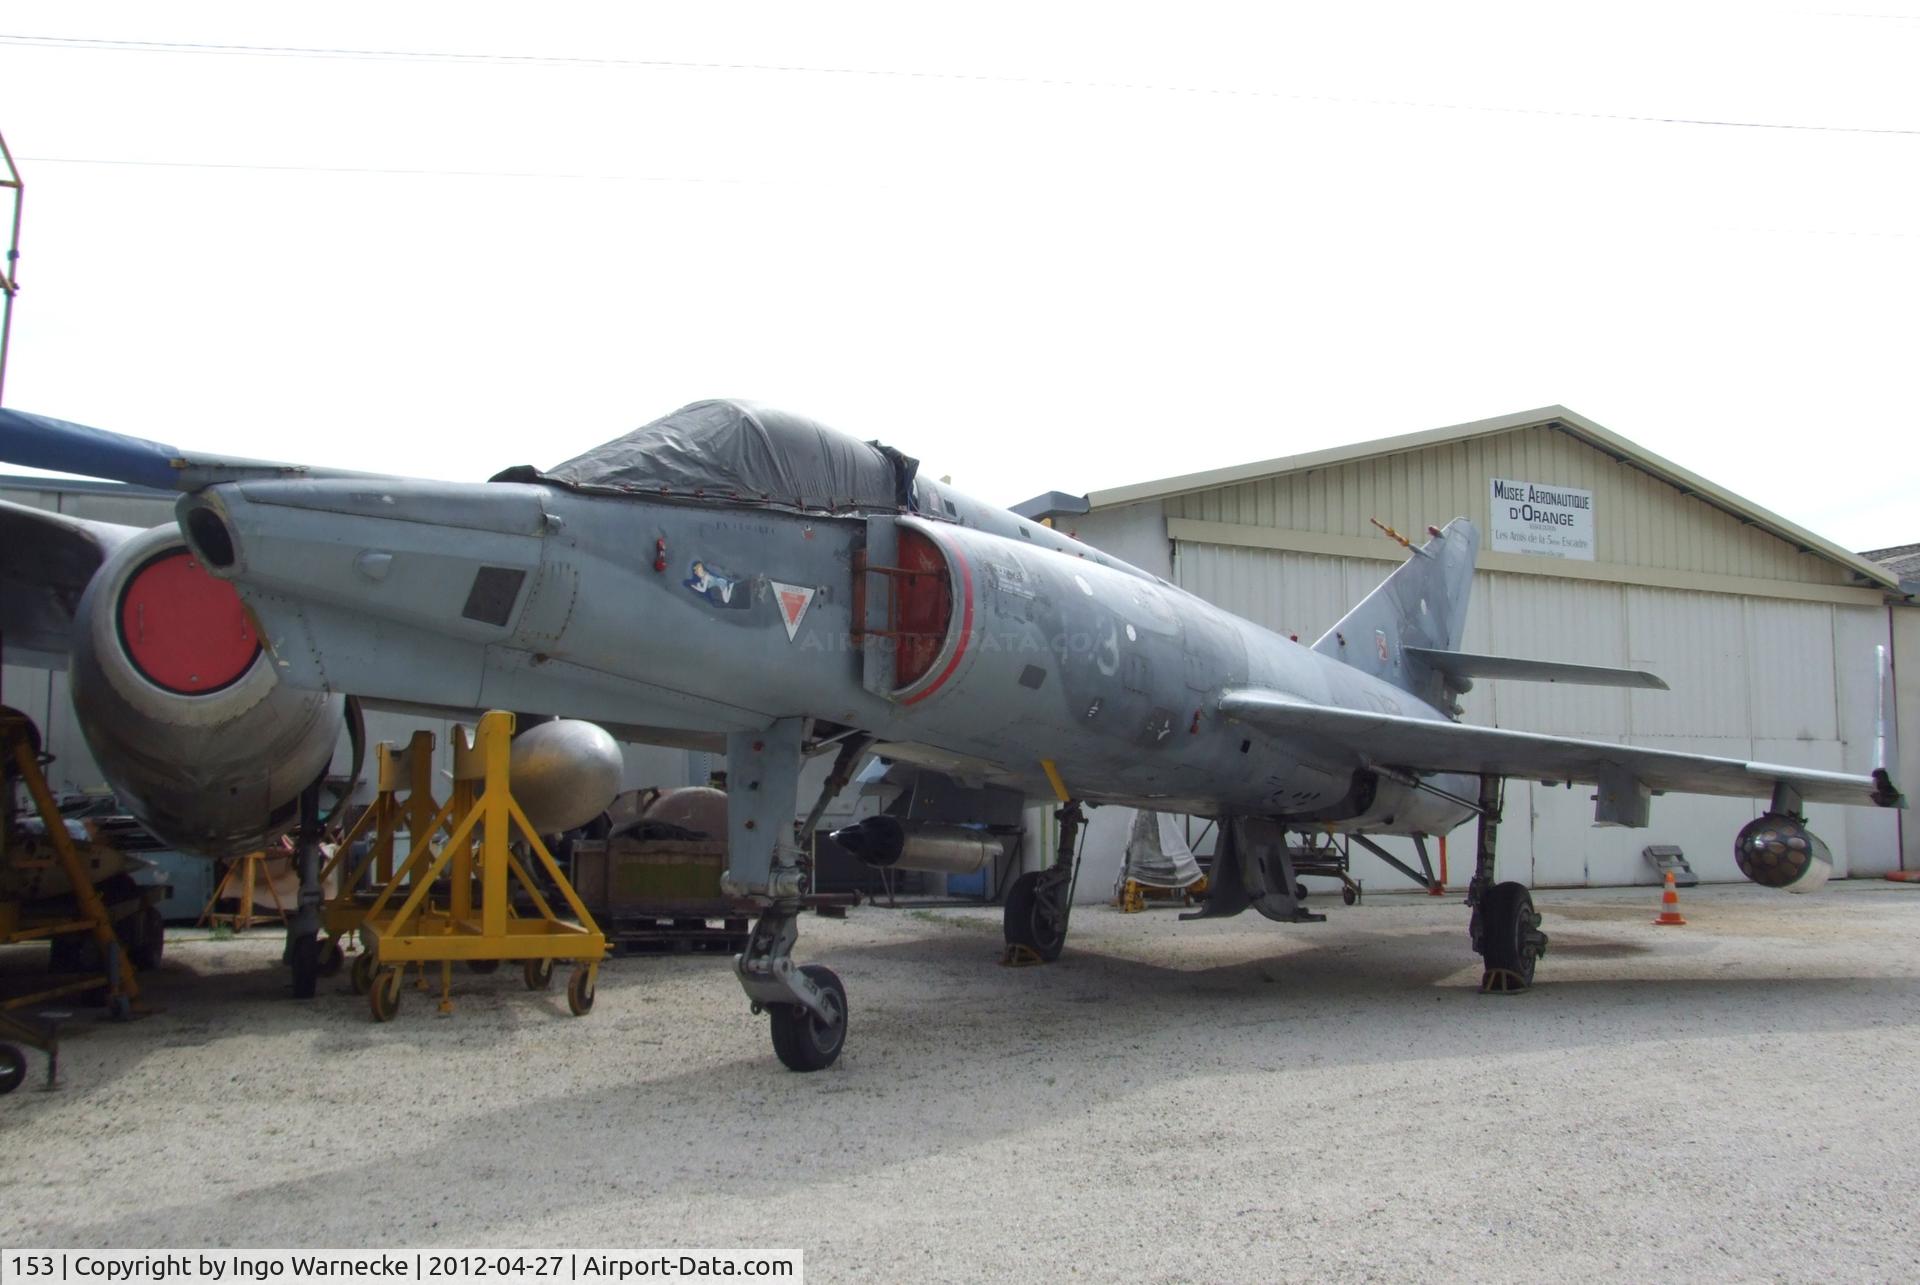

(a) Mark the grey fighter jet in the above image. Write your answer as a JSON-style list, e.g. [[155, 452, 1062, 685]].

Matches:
[[0, 401, 1901, 1070]]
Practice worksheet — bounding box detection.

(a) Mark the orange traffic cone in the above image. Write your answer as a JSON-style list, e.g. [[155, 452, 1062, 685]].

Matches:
[[1653, 870, 1686, 926]]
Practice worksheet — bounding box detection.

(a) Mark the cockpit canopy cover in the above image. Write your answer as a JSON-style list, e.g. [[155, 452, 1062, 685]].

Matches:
[[496, 399, 919, 515]]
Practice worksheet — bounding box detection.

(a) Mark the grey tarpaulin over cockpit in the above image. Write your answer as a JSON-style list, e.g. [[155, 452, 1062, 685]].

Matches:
[[1121, 810, 1205, 891], [492, 399, 920, 516]]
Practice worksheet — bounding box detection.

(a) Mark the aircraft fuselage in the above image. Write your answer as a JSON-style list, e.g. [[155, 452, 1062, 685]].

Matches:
[[183, 476, 1475, 834]]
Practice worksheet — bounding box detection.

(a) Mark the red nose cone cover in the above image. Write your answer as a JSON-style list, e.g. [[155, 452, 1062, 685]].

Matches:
[[117, 549, 261, 694]]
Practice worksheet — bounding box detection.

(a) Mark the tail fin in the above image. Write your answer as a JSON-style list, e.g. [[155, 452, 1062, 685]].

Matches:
[[1313, 517, 1477, 707]]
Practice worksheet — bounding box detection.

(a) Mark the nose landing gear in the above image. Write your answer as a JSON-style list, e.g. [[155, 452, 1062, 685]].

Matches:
[[726, 720, 852, 1072], [1002, 800, 1082, 963]]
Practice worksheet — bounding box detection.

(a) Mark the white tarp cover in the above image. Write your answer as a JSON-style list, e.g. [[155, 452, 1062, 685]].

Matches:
[[1122, 810, 1203, 889]]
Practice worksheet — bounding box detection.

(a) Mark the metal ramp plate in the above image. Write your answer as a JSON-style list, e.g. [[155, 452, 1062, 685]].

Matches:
[[1643, 845, 1698, 887]]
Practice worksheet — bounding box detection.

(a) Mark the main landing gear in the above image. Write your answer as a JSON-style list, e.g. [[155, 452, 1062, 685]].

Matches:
[[1466, 776, 1548, 993], [725, 721, 850, 1072], [285, 781, 325, 1000], [1003, 800, 1083, 963]]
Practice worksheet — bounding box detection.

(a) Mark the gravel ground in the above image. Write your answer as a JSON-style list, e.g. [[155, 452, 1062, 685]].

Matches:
[[3, 882, 1918, 1283]]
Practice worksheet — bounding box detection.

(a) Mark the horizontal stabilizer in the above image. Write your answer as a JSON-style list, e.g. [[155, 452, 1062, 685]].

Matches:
[[1217, 687, 1902, 809], [1405, 648, 1668, 690]]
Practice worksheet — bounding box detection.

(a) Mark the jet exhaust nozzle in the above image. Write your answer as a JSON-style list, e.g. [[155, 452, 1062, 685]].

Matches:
[[1734, 813, 1832, 893], [65, 524, 340, 857], [830, 815, 1000, 876]]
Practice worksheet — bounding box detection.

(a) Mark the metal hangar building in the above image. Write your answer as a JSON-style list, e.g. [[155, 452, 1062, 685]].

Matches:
[[1017, 406, 1914, 896]]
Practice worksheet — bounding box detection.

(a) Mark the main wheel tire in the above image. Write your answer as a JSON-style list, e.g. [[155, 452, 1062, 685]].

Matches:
[[290, 933, 319, 999], [316, 938, 345, 978], [1003, 872, 1068, 962], [524, 958, 554, 991], [0, 1043, 26, 1094], [350, 951, 376, 996], [769, 964, 847, 1072], [566, 967, 596, 1016], [369, 967, 403, 1022], [1479, 881, 1543, 987]]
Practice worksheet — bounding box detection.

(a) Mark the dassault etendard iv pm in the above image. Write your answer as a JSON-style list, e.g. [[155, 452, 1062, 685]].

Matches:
[[0, 401, 1900, 1069]]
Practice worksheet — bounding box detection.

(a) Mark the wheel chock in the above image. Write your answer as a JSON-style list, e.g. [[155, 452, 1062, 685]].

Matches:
[[1479, 967, 1533, 995], [999, 944, 1047, 968]]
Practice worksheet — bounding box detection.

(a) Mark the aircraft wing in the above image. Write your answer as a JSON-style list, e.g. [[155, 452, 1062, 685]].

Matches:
[[1217, 687, 1903, 809], [0, 408, 389, 490], [0, 499, 145, 668]]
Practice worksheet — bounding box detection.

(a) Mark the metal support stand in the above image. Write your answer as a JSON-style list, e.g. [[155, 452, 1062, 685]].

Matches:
[[197, 848, 290, 933], [0, 1009, 63, 1094], [2, 709, 139, 1019], [316, 729, 441, 980], [1350, 832, 1440, 894], [356, 712, 606, 1021], [0, 131, 22, 407]]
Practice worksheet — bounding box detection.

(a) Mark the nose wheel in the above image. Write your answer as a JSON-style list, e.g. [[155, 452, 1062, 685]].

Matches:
[[1002, 799, 1084, 963], [1004, 871, 1071, 962], [767, 964, 847, 1072]]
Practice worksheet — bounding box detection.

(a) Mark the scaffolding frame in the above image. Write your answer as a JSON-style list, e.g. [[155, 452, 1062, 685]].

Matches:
[[0, 131, 21, 405]]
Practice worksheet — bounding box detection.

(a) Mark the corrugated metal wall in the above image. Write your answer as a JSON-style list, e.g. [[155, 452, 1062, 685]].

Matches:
[[1169, 423, 1860, 588], [1153, 423, 1900, 888]]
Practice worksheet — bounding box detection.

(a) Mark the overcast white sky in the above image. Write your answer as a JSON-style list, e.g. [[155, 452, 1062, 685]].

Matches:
[[1, 2, 1915, 550]]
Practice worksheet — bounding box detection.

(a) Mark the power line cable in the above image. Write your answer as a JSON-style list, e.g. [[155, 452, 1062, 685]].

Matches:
[[3, 31, 1917, 137], [14, 155, 759, 183], [16, 154, 1916, 238]]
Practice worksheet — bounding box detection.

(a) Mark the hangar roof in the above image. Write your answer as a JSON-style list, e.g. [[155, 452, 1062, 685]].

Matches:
[[1863, 542, 1920, 598], [1066, 406, 1899, 592], [1864, 542, 1920, 580]]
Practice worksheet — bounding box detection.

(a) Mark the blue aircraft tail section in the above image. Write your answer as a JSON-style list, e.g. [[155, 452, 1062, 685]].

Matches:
[[1311, 518, 1478, 707]]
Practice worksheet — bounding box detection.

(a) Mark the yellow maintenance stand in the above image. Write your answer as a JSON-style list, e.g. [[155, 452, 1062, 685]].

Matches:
[[315, 728, 442, 985], [355, 711, 606, 1021], [1, 709, 139, 1027]]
